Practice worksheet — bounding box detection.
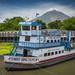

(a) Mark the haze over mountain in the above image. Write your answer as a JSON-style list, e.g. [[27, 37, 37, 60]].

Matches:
[[35, 10, 70, 23], [0, 0, 75, 22]]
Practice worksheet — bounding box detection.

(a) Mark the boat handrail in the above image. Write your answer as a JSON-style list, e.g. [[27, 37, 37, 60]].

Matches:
[[17, 42, 61, 49]]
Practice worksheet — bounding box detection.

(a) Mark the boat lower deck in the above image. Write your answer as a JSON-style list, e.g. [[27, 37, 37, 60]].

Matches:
[[4, 53, 75, 70]]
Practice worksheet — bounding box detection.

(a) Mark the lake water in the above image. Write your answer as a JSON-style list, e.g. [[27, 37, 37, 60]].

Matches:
[[0, 56, 75, 75]]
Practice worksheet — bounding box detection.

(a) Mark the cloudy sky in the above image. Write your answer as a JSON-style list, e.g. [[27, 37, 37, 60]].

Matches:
[[0, 0, 75, 22]]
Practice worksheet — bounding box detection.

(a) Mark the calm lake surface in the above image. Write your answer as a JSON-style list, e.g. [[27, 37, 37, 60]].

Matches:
[[0, 56, 75, 75]]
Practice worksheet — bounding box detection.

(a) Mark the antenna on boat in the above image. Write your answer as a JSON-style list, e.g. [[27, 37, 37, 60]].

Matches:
[[35, 12, 41, 46]]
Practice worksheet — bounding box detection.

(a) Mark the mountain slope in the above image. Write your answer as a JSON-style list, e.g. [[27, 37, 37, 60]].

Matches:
[[35, 10, 70, 23]]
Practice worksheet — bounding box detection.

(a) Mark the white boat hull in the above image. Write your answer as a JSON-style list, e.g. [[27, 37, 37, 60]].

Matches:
[[4, 53, 75, 70]]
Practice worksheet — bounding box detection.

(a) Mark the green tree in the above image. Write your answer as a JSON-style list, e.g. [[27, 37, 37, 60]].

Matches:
[[0, 17, 24, 31], [48, 20, 63, 29], [36, 19, 47, 29], [0, 23, 6, 31], [1, 17, 75, 31], [61, 17, 75, 30]]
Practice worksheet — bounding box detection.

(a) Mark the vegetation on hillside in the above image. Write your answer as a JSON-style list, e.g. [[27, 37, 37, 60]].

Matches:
[[37, 17, 75, 30], [0, 17, 75, 31], [0, 17, 24, 31]]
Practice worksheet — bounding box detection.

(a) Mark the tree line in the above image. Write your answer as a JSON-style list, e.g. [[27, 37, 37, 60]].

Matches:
[[0, 17, 24, 31], [36, 17, 75, 30], [0, 17, 75, 31]]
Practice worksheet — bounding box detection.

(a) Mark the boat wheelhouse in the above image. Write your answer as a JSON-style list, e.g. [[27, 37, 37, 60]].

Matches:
[[4, 21, 75, 70]]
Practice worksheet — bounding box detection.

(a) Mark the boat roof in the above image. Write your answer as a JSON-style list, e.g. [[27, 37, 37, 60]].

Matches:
[[19, 21, 41, 26]]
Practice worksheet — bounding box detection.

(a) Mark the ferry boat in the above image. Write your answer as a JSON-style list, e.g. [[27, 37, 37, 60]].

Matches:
[[4, 21, 75, 70]]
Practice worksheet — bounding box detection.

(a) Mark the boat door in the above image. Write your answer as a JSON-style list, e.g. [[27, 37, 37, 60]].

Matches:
[[23, 49, 28, 57]]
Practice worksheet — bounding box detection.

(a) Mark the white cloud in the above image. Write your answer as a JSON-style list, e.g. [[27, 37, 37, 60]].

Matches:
[[0, 3, 75, 22]]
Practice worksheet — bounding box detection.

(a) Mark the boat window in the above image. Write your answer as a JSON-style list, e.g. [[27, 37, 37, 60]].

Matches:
[[58, 40, 60, 42], [47, 40, 49, 43], [59, 51, 61, 54], [22, 26, 30, 30], [32, 26, 36, 30], [62, 50, 64, 53], [44, 53, 47, 56], [25, 36, 30, 41], [51, 52, 54, 55], [54, 40, 56, 43], [23, 49, 28, 57], [55, 51, 58, 54], [51, 40, 53, 43], [61, 38, 63, 41], [64, 38, 67, 41], [48, 53, 50, 56]]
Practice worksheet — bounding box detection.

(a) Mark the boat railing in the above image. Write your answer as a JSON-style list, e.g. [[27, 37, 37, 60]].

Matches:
[[18, 42, 61, 49], [4, 55, 39, 64]]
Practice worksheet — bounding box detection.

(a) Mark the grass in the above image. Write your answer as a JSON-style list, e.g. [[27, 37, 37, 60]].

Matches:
[[0, 42, 13, 55]]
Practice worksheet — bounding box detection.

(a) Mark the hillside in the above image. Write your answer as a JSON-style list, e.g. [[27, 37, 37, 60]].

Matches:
[[35, 10, 70, 23]]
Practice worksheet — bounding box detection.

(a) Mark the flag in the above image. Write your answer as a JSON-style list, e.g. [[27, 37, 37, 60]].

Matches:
[[36, 13, 39, 17]]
